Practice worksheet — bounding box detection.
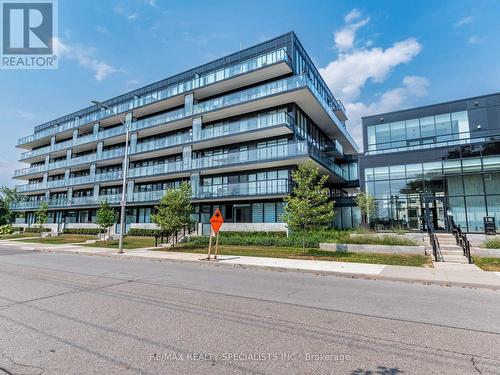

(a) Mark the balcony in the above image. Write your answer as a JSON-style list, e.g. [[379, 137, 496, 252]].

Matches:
[[134, 133, 191, 154], [47, 179, 66, 189], [128, 160, 185, 179], [18, 48, 291, 148], [192, 141, 308, 171], [16, 182, 46, 192], [195, 179, 290, 199]]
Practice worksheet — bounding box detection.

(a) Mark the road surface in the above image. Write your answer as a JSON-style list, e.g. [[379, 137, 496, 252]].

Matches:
[[0, 245, 499, 374]]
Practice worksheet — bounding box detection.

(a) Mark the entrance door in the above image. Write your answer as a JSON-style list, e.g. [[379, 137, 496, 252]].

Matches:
[[423, 196, 448, 232]]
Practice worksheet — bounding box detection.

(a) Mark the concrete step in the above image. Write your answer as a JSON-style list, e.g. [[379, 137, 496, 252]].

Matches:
[[439, 245, 462, 251], [442, 255, 469, 264], [440, 249, 464, 255]]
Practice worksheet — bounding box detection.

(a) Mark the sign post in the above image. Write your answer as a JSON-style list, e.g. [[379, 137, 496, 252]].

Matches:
[[208, 208, 224, 260]]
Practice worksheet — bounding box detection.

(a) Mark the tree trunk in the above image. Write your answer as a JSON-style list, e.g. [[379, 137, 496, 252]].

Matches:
[[302, 233, 306, 255]]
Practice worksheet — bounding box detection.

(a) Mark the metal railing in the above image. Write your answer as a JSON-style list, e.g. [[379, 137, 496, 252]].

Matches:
[[425, 218, 441, 262], [449, 217, 473, 264]]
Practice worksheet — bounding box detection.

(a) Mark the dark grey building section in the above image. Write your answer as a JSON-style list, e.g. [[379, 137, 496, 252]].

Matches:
[[359, 92, 500, 233]]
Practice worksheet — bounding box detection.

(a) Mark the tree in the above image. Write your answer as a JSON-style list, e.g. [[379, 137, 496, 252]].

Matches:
[[0, 187, 23, 224], [151, 182, 192, 246], [96, 200, 116, 241], [283, 161, 335, 252], [35, 201, 49, 236], [355, 192, 376, 227]]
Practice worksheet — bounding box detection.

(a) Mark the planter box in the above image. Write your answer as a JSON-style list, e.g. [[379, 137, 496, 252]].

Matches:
[[350, 232, 427, 244], [471, 248, 500, 258], [319, 242, 426, 255]]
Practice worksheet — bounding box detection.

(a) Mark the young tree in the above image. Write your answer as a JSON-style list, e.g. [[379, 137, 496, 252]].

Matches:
[[35, 201, 49, 236], [283, 161, 335, 252], [151, 182, 192, 246], [96, 200, 116, 241], [355, 192, 376, 227], [0, 187, 23, 224]]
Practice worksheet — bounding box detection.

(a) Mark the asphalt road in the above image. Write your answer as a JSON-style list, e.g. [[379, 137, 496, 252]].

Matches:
[[1, 246, 500, 374]]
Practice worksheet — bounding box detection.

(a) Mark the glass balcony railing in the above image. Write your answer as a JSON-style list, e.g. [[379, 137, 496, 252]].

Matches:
[[199, 111, 293, 140], [196, 179, 290, 199], [128, 161, 184, 178], [20, 145, 51, 160], [68, 176, 92, 186], [131, 190, 165, 203], [14, 164, 46, 177], [73, 133, 98, 146], [47, 179, 66, 188], [100, 148, 125, 160], [192, 142, 308, 170], [52, 140, 73, 151], [18, 48, 290, 146], [16, 182, 46, 192], [135, 133, 191, 154], [95, 170, 122, 182]]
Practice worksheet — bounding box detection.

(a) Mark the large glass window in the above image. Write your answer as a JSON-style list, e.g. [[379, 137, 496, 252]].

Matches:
[[435, 114, 452, 136], [390, 121, 405, 141], [420, 116, 435, 138], [375, 124, 391, 145], [486, 196, 500, 231], [484, 172, 500, 194], [463, 174, 484, 195], [466, 196, 486, 232], [405, 119, 420, 140]]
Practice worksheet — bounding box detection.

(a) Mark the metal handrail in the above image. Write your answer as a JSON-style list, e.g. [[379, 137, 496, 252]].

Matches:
[[449, 216, 473, 264], [426, 217, 441, 262]]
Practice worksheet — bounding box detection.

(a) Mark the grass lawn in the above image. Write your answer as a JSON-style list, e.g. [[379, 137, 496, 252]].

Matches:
[[82, 236, 157, 249], [474, 257, 500, 271], [19, 234, 96, 244], [0, 232, 42, 239], [170, 244, 432, 267], [483, 238, 500, 249]]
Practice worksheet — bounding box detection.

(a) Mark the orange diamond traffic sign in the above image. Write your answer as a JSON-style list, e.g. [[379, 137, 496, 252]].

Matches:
[[209, 208, 224, 234]]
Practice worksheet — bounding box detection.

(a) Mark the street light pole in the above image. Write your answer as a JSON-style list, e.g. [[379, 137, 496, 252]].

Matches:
[[91, 101, 131, 254]]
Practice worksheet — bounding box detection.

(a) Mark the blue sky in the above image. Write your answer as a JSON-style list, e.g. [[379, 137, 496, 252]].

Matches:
[[1, 0, 499, 187]]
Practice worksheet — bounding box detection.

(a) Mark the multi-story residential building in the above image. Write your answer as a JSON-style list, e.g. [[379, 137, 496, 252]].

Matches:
[[12, 32, 360, 234], [359, 92, 500, 233]]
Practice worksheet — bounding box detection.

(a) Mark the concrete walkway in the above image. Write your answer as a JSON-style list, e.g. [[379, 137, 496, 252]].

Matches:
[[2, 239, 500, 290]]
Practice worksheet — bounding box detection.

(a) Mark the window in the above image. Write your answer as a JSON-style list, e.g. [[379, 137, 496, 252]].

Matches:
[[390, 121, 405, 141], [420, 116, 435, 138], [435, 114, 452, 136]]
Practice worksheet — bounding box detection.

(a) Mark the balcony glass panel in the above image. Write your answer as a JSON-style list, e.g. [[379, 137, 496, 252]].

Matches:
[[197, 179, 289, 199], [135, 133, 190, 154], [128, 161, 184, 178]]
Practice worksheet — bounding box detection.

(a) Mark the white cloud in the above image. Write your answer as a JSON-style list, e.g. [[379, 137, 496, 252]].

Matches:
[[54, 38, 117, 81], [344, 9, 361, 23], [467, 35, 485, 44], [334, 9, 370, 51], [320, 38, 422, 102], [454, 15, 474, 27], [345, 76, 429, 147], [319, 9, 427, 149], [127, 12, 138, 21], [16, 110, 35, 120], [95, 25, 109, 34], [144, 0, 157, 6]]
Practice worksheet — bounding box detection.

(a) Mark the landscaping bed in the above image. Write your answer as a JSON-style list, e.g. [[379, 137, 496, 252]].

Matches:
[[474, 257, 500, 272], [82, 236, 156, 249], [171, 244, 432, 267], [19, 234, 96, 244]]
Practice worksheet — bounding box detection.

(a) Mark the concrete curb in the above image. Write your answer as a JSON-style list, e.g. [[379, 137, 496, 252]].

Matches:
[[24, 245, 500, 291]]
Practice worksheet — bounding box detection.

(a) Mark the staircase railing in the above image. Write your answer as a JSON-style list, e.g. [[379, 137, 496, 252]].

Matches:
[[451, 221, 473, 264], [426, 217, 441, 262]]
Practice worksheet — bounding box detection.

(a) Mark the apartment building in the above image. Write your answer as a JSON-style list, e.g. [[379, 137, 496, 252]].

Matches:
[[12, 32, 360, 233]]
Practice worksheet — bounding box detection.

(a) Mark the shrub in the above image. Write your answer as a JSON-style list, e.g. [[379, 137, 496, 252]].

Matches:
[[63, 228, 100, 235], [484, 238, 500, 249], [24, 226, 51, 233], [128, 228, 163, 237], [347, 235, 417, 246], [0, 224, 13, 235], [185, 230, 348, 249]]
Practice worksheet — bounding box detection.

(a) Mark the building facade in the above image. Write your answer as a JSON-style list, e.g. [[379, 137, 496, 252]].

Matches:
[[359, 92, 500, 233], [12, 32, 360, 233]]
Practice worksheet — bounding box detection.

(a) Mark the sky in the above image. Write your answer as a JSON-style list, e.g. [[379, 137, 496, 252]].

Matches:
[[1, 0, 499, 187]]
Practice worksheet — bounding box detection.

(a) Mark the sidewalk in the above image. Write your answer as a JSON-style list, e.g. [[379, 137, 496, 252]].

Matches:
[[2, 240, 500, 290]]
